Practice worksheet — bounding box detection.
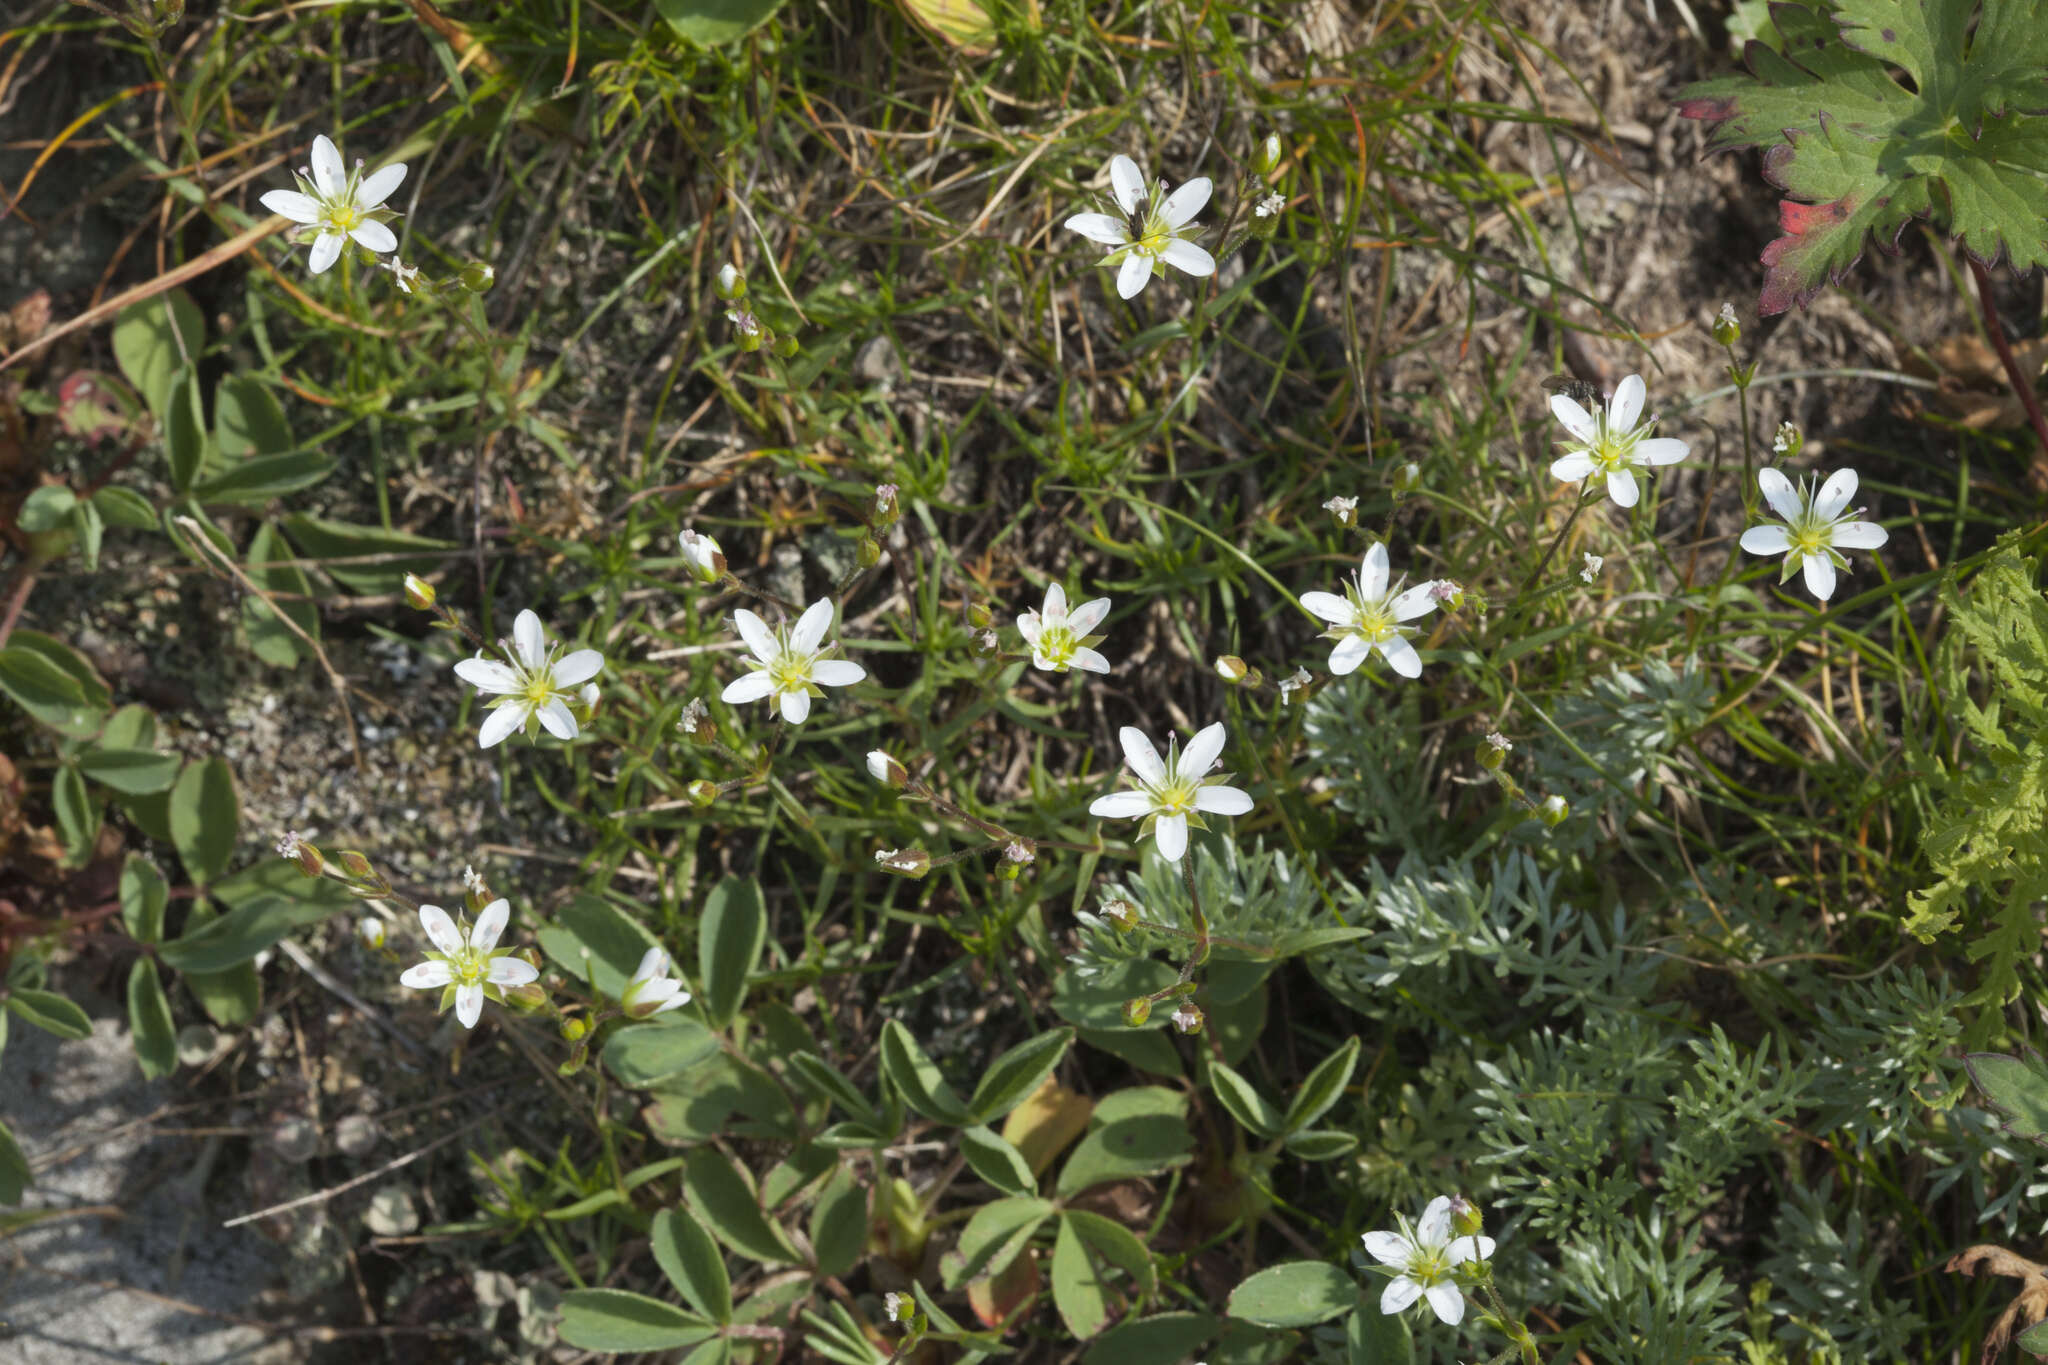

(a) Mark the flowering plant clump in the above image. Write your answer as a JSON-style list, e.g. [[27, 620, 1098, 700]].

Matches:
[[1016, 582, 1112, 674], [397, 901, 538, 1029], [1088, 722, 1253, 862], [453, 610, 605, 748], [1738, 466, 1888, 601], [1546, 373, 1689, 508], [1301, 542, 1439, 679], [1063, 153, 1216, 299], [1362, 1195, 1495, 1324], [720, 599, 866, 724], [259, 133, 407, 275]]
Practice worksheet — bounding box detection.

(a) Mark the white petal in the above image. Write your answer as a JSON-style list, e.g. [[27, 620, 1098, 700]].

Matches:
[[1758, 467, 1803, 522], [260, 189, 324, 224], [1361, 1231, 1411, 1266], [1814, 467, 1858, 521], [1153, 813, 1188, 862], [1117, 727, 1168, 786], [488, 957, 538, 987], [1549, 392, 1597, 444], [632, 946, 668, 984], [455, 983, 484, 1029], [454, 657, 521, 693], [1116, 251, 1152, 299], [1550, 452, 1596, 483], [1031, 649, 1062, 673], [477, 703, 527, 748], [721, 670, 776, 704], [1380, 1277, 1422, 1315], [779, 689, 813, 725], [1740, 525, 1792, 555], [512, 610, 546, 669], [554, 649, 603, 687], [1300, 591, 1353, 624], [310, 135, 345, 199], [1608, 373, 1645, 431], [1068, 648, 1112, 674], [1329, 635, 1370, 675], [1449, 1235, 1495, 1264], [1178, 723, 1227, 781], [1802, 552, 1837, 600], [420, 904, 464, 955], [811, 659, 866, 688], [1160, 238, 1215, 278], [1423, 1280, 1465, 1325], [1016, 611, 1042, 645], [1359, 542, 1390, 602], [1831, 520, 1888, 550], [469, 898, 510, 953], [732, 609, 778, 663], [1158, 177, 1212, 228], [1379, 637, 1423, 679], [399, 962, 452, 989], [790, 598, 835, 655], [536, 698, 579, 741], [1089, 790, 1155, 819], [1390, 585, 1438, 622], [1108, 154, 1146, 216], [1605, 468, 1639, 508], [1066, 596, 1110, 635], [1416, 1197, 1453, 1243], [1634, 437, 1688, 467], [1041, 582, 1069, 621], [637, 979, 684, 1009], [1064, 212, 1131, 246], [348, 220, 397, 255], [1195, 784, 1253, 816], [307, 232, 344, 274], [355, 162, 406, 210]]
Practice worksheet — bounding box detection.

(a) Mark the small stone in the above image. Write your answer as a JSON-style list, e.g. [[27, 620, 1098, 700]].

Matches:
[[335, 1113, 380, 1157], [270, 1115, 320, 1163], [364, 1185, 420, 1236]]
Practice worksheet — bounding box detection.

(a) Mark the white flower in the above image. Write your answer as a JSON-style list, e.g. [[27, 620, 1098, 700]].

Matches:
[[720, 599, 866, 724], [1581, 552, 1604, 583], [620, 946, 691, 1018], [259, 134, 407, 275], [1088, 723, 1254, 863], [1063, 154, 1216, 300], [1171, 1001, 1203, 1034], [579, 683, 601, 712], [1738, 467, 1888, 601], [679, 529, 725, 584], [1361, 1196, 1495, 1325], [1546, 373, 1688, 509], [1715, 302, 1738, 331], [1253, 192, 1287, 218], [1323, 495, 1358, 527], [453, 609, 605, 749], [397, 900, 539, 1029], [357, 916, 386, 950], [867, 750, 908, 787], [1017, 583, 1112, 674], [1301, 542, 1438, 679]]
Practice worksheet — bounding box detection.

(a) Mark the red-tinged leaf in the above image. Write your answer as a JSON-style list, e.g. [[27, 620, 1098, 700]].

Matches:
[[1758, 194, 1860, 315]]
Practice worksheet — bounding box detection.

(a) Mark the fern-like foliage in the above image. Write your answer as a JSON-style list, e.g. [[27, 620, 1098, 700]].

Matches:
[[1905, 536, 2048, 1044]]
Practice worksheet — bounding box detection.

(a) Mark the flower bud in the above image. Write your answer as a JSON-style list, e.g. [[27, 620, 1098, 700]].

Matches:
[[1214, 655, 1249, 684], [867, 751, 908, 787], [727, 308, 764, 351], [773, 335, 799, 359], [560, 1016, 589, 1042], [1391, 461, 1422, 495], [1258, 134, 1284, 174], [503, 983, 548, 1013], [276, 830, 324, 877], [578, 682, 600, 717], [1538, 794, 1570, 827], [1711, 302, 1741, 347], [688, 779, 719, 808], [1121, 996, 1152, 1027], [1449, 1194, 1485, 1238], [874, 482, 899, 522], [356, 916, 386, 950], [339, 850, 375, 881], [1322, 495, 1358, 527], [458, 262, 495, 294], [403, 573, 436, 610], [1480, 732, 1511, 770], [856, 535, 881, 569], [1099, 899, 1139, 932], [968, 603, 993, 629], [873, 847, 930, 878], [1171, 1001, 1204, 1035], [1772, 421, 1802, 458], [715, 262, 746, 301], [678, 529, 726, 584]]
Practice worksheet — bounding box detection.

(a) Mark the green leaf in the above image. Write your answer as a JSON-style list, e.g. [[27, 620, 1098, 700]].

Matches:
[[92, 485, 158, 530], [210, 854, 354, 911], [7, 987, 92, 1040], [1065, 1207, 1156, 1295], [942, 1195, 1054, 1289], [1055, 1109, 1193, 1199], [557, 1289, 716, 1352], [197, 450, 337, 505], [959, 1124, 1036, 1197], [536, 892, 660, 999], [1349, 1299, 1413, 1365], [1282, 1129, 1359, 1161], [652, 1206, 733, 1324], [2017, 1318, 2048, 1357], [165, 372, 208, 492], [79, 747, 182, 795], [1284, 1035, 1360, 1133], [213, 374, 292, 457], [237, 519, 318, 667], [177, 898, 260, 1026], [809, 1163, 867, 1279], [169, 757, 238, 886], [683, 1146, 798, 1265], [787, 1051, 885, 1130], [72, 495, 104, 571], [0, 643, 108, 737], [159, 894, 337, 973], [111, 289, 203, 416], [99, 703, 159, 751], [0, 1119, 27, 1205], [17, 484, 77, 532], [653, 0, 787, 45], [7, 630, 112, 708], [278, 513, 453, 595], [121, 855, 168, 943], [53, 763, 98, 865], [1226, 1262, 1355, 1328], [880, 1019, 972, 1125], [1083, 1312, 1221, 1365], [1207, 1060, 1284, 1139], [969, 1026, 1073, 1125], [698, 876, 765, 1030], [128, 959, 177, 1079], [1967, 1051, 2048, 1141], [605, 1018, 720, 1087], [1051, 1214, 1112, 1340]]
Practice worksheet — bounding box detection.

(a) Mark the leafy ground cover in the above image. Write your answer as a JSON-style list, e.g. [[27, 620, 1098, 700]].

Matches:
[[4, 0, 2048, 1361]]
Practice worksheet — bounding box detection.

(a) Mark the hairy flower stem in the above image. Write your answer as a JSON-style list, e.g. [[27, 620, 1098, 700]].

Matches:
[[1968, 254, 2048, 460], [1176, 854, 1210, 986]]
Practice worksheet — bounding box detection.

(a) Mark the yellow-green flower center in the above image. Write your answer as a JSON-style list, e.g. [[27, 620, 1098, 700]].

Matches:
[[769, 650, 814, 693], [521, 669, 558, 707], [1153, 775, 1199, 815], [1038, 623, 1078, 664], [330, 203, 361, 231], [446, 945, 490, 987], [1789, 525, 1831, 559]]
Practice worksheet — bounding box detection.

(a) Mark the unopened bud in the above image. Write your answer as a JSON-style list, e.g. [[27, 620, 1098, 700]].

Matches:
[[578, 683, 600, 717], [1711, 302, 1742, 347], [1322, 495, 1358, 528], [1449, 1194, 1485, 1238], [772, 335, 799, 359], [1121, 997, 1152, 1027], [1215, 655, 1249, 684], [458, 262, 495, 294], [874, 847, 931, 879], [1538, 794, 1570, 827], [339, 850, 374, 881], [715, 262, 746, 301], [1099, 899, 1139, 932], [403, 573, 436, 610], [560, 1016, 589, 1042], [1392, 461, 1422, 495], [1171, 1001, 1204, 1035], [857, 535, 881, 569], [678, 529, 726, 584], [867, 750, 908, 788], [688, 779, 719, 808], [968, 603, 993, 629], [356, 916, 386, 950], [503, 983, 548, 1013], [874, 483, 899, 520], [1257, 133, 1283, 175]]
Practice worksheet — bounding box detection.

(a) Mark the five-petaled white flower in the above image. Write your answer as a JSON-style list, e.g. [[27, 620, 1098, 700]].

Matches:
[[1301, 542, 1438, 679], [453, 610, 604, 749], [721, 599, 866, 724], [1088, 723, 1253, 863], [1362, 1195, 1495, 1326], [1063, 154, 1216, 300], [1738, 466, 1887, 601], [1018, 583, 1112, 674], [259, 134, 407, 276], [397, 900, 538, 1029], [621, 947, 691, 1018], [1546, 374, 1688, 509]]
